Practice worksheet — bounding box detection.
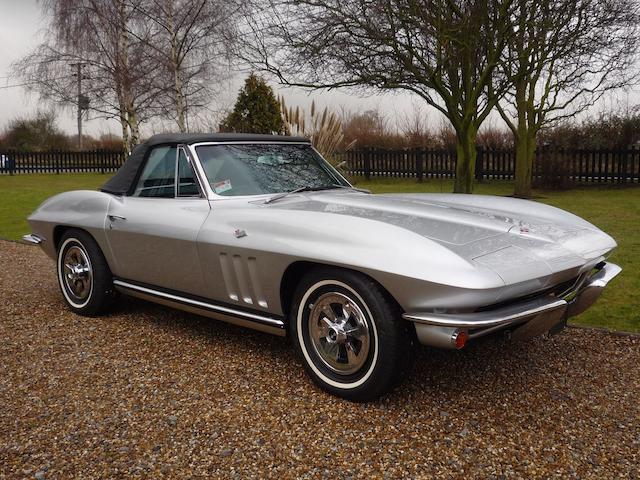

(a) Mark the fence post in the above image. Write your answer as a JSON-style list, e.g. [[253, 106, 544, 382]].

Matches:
[[364, 147, 372, 180], [475, 146, 484, 182], [100, 151, 106, 174], [415, 148, 424, 182], [621, 146, 630, 184]]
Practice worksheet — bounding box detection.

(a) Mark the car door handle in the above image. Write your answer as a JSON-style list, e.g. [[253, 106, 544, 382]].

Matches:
[[108, 214, 126, 221]]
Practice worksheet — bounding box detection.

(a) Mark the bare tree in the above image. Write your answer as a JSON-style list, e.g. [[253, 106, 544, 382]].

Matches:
[[14, 0, 159, 152], [339, 108, 410, 148], [130, 0, 236, 132], [497, 0, 638, 197], [241, 0, 516, 192], [396, 103, 436, 148]]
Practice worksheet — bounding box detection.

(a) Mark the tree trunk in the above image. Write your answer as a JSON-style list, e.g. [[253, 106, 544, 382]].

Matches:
[[128, 108, 140, 146], [513, 130, 536, 198], [116, 83, 131, 153], [119, 109, 130, 154], [166, 0, 187, 132], [173, 64, 186, 132], [117, 0, 141, 152], [511, 77, 537, 198], [453, 123, 477, 193]]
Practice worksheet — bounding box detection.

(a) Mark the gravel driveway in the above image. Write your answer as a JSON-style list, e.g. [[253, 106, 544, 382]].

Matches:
[[1, 240, 638, 479]]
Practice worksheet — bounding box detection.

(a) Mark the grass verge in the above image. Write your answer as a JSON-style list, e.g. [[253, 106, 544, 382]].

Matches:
[[0, 173, 107, 241]]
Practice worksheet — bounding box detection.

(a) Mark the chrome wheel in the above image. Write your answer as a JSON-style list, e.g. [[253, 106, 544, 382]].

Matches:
[[62, 245, 93, 303], [308, 292, 371, 375], [57, 230, 115, 316]]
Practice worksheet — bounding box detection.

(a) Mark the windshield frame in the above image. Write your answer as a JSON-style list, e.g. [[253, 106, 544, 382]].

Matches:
[[187, 141, 353, 200]]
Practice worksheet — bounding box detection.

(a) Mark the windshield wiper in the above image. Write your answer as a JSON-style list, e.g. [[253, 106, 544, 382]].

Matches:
[[263, 184, 370, 205], [263, 186, 319, 204], [328, 184, 371, 194]]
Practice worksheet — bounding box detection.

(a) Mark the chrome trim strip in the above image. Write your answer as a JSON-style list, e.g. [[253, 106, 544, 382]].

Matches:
[[22, 234, 44, 245], [186, 144, 216, 199], [112, 279, 285, 329], [309, 144, 353, 187], [403, 297, 568, 328], [190, 141, 311, 147], [586, 262, 621, 288]]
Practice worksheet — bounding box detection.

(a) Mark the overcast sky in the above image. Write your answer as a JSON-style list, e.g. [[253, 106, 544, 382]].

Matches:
[[0, 0, 638, 140]]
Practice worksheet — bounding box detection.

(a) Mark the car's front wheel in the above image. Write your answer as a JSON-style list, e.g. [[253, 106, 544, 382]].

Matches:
[[290, 267, 414, 401], [57, 229, 115, 316]]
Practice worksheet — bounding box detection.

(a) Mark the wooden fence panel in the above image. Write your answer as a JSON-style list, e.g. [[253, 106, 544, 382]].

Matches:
[[0, 150, 126, 175], [342, 146, 640, 185], [3, 147, 640, 185]]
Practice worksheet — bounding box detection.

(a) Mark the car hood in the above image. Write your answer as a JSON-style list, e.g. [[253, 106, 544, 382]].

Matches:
[[269, 191, 616, 284]]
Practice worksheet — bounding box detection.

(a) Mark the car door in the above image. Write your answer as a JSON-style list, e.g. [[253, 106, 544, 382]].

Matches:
[[104, 145, 211, 297]]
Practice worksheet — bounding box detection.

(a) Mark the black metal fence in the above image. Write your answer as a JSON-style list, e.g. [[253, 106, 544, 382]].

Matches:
[[0, 150, 126, 175], [343, 146, 640, 185]]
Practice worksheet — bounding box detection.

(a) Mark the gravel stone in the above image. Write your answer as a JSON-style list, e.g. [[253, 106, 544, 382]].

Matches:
[[166, 415, 178, 427], [1, 241, 639, 478]]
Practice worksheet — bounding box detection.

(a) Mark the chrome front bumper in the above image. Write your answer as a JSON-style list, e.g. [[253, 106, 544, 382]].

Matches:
[[404, 262, 622, 349], [22, 234, 45, 245]]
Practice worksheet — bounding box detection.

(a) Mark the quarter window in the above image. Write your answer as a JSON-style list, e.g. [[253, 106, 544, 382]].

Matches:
[[177, 148, 200, 197]]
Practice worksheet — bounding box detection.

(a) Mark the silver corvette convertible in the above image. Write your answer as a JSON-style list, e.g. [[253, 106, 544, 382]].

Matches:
[[24, 133, 621, 400]]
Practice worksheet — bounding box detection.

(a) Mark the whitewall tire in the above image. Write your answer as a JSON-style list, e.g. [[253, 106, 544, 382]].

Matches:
[[56, 229, 115, 316], [290, 267, 414, 401]]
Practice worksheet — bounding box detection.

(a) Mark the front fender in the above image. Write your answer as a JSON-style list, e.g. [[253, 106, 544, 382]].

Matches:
[[26, 190, 113, 261], [196, 205, 506, 315]]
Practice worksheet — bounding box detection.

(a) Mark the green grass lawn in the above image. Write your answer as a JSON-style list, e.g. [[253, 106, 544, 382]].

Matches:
[[1, 173, 637, 332], [0, 173, 107, 241]]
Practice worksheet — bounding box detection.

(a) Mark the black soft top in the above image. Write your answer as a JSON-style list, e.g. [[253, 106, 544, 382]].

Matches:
[[100, 133, 310, 195]]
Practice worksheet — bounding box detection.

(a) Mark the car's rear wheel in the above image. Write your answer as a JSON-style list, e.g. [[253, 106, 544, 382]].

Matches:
[[57, 229, 115, 316], [290, 267, 414, 401]]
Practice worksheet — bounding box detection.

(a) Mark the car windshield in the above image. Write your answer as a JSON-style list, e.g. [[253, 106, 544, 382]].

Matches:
[[194, 143, 349, 196]]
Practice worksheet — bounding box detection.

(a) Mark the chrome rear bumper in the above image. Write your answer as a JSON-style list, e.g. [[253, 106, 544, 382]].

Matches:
[[404, 262, 621, 348]]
